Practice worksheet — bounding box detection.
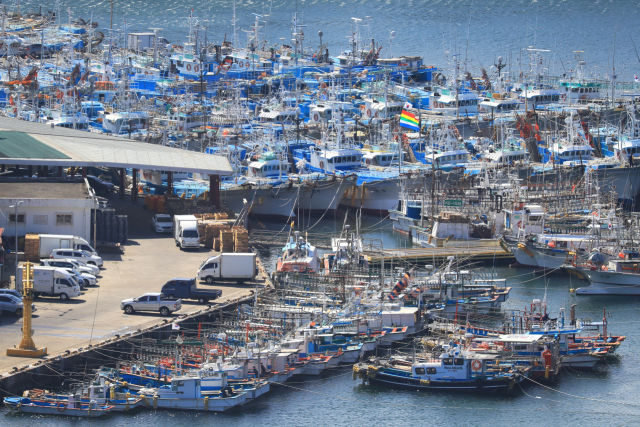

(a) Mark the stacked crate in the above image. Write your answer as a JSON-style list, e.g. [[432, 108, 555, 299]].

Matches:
[[198, 221, 232, 249], [24, 234, 40, 261], [233, 227, 249, 253], [219, 229, 234, 252]]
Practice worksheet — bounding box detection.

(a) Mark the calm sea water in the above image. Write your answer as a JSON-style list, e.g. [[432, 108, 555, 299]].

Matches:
[[20, 0, 640, 81]]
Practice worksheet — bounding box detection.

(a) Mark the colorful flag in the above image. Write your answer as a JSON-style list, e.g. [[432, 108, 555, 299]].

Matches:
[[399, 110, 420, 131]]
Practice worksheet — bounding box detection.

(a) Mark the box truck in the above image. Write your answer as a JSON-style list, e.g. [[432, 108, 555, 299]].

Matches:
[[174, 215, 200, 250], [197, 253, 257, 284], [17, 266, 82, 301], [37, 234, 97, 257]]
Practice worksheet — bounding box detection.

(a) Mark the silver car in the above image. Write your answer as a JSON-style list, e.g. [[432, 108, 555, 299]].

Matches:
[[0, 294, 36, 316]]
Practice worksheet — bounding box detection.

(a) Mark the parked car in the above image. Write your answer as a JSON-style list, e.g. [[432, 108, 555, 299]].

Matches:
[[120, 293, 181, 316], [40, 259, 100, 276], [152, 214, 174, 233], [50, 249, 103, 267], [0, 289, 22, 299], [60, 268, 97, 288], [0, 294, 35, 316], [86, 175, 115, 196]]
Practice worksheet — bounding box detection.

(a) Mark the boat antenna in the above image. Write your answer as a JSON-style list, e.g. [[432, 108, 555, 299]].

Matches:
[[630, 36, 640, 65]]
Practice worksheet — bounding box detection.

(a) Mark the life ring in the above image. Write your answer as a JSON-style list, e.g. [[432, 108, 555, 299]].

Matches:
[[144, 71, 149, 76], [57, 402, 67, 412], [179, 124, 184, 131], [313, 113, 319, 121], [194, 65, 199, 72], [517, 221, 522, 228], [252, 167, 258, 174], [366, 108, 372, 117], [239, 61, 243, 68], [561, 94, 567, 100], [548, 240, 556, 248], [186, 64, 192, 71], [320, 161, 325, 169], [471, 360, 482, 371], [375, 111, 379, 118], [105, 75, 110, 81], [365, 159, 371, 165]]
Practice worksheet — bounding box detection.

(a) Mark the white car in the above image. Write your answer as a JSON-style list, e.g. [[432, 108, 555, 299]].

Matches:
[[50, 249, 103, 267], [40, 259, 100, 276], [61, 268, 97, 288], [120, 293, 182, 316], [152, 214, 173, 233]]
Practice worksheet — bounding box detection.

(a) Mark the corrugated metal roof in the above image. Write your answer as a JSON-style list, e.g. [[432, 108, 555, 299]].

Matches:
[[259, 111, 280, 119], [0, 117, 232, 175]]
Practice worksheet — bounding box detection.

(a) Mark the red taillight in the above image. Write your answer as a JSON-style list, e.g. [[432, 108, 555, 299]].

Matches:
[[50, 256, 53, 258]]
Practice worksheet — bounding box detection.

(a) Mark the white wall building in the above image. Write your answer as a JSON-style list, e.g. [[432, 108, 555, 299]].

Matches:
[[0, 178, 97, 240]]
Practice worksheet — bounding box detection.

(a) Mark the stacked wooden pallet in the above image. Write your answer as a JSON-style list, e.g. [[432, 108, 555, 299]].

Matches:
[[219, 229, 234, 252], [197, 221, 231, 249], [24, 234, 40, 262], [233, 226, 249, 253]]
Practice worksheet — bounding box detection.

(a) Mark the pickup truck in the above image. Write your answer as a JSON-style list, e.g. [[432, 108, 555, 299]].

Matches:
[[161, 278, 222, 304], [120, 293, 182, 316]]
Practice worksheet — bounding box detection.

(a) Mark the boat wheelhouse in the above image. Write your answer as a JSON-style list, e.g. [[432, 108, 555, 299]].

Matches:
[[309, 148, 363, 173]]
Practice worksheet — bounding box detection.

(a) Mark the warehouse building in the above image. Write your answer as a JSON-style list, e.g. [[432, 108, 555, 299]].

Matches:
[[0, 177, 97, 241]]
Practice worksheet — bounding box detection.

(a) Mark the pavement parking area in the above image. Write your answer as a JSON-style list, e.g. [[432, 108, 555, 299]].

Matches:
[[0, 195, 261, 374]]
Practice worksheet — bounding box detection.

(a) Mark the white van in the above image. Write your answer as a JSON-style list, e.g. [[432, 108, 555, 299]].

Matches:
[[17, 266, 82, 301]]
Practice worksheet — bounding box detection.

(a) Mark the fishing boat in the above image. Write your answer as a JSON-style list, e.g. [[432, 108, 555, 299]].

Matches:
[[355, 346, 522, 393], [3, 396, 114, 417], [276, 230, 321, 273], [135, 371, 248, 411], [575, 259, 640, 295]]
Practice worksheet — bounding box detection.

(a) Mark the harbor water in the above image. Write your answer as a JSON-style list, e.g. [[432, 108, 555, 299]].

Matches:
[[22, 0, 640, 79]]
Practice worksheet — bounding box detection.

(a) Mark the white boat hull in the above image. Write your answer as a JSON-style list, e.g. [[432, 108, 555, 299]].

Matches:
[[302, 362, 328, 375], [514, 247, 538, 267], [532, 248, 568, 269], [222, 186, 297, 218], [362, 340, 378, 353], [340, 179, 400, 214], [146, 394, 247, 411], [560, 354, 600, 369], [576, 268, 640, 295], [340, 348, 362, 364], [297, 178, 355, 212]]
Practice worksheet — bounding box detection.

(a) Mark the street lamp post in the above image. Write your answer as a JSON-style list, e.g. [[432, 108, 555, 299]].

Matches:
[[10, 200, 23, 290]]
